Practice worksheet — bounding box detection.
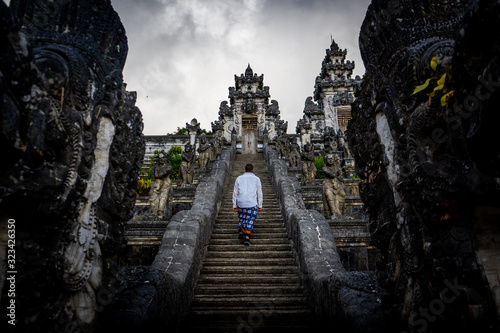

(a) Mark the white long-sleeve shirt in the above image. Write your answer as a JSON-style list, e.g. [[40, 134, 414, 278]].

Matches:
[[232, 172, 263, 209]]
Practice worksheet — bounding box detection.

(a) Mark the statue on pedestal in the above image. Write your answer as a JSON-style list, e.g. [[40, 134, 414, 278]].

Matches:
[[322, 154, 346, 218], [323, 126, 338, 155], [197, 135, 212, 170], [231, 127, 237, 147], [301, 142, 316, 185], [214, 130, 224, 157], [149, 151, 172, 218], [337, 130, 351, 158], [180, 143, 196, 185], [288, 139, 300, 168]]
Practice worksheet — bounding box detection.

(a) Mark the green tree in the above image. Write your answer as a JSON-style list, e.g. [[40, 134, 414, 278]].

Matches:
[[168, 146, 183, 180], [168, 126, 212, 136], [137, 150, 161, 195], [315, 157, 324, 179], [170, 127, 187, 135]]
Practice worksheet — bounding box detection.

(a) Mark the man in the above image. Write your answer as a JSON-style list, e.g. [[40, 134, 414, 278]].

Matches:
[[232, 163, 263, 245]]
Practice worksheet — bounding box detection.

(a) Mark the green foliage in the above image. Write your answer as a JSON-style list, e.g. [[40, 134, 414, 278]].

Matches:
[[137, 178, 151, 196], [411, 56, 454, 106], [169, 126, 212, 136], [201, 128, 212, 136], [168, 146, 183, 156], [314, 157, 324, 179], [171, 127, 187, 135], [169, 146, 182, 180]]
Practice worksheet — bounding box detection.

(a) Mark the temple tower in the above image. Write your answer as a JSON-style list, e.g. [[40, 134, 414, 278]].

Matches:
[[314, 38, 361, 133], [217, 64, 283, 154], [297, 39, 361, 149]]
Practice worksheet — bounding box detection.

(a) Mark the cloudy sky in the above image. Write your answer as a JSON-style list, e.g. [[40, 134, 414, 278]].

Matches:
[[110, 0, 372, 135], [5, 0, 372, 134]]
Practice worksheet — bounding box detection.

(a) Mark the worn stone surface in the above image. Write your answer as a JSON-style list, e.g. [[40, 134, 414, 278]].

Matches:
[[0, 0, 144, 331], [264, 147, 384, 331], [348, 0, 500, 331]]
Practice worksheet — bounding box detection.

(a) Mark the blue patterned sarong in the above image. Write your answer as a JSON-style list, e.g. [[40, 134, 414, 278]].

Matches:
[[238, 206, 258, 236]]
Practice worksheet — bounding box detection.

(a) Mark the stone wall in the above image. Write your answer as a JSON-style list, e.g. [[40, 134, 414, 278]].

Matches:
[[348, 0, 500, 331], [97, 147, 235, 331], [263, 147, 384, 331]]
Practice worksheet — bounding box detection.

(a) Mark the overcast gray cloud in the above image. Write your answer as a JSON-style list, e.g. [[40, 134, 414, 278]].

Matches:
[[110, 0, 372, 134], [4, 0, 372, 134]]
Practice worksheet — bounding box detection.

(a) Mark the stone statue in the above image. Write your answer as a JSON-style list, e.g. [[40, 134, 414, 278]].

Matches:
[[278, 135, 288, 159], [337, 130, 350, 158], [219, 100, 231, 116], [348, 0, 500, 330], [180, 143, 196, 185], [267, 99, 280, 116], [231, 127, 237, 147], [0, 1, 144, 331], [288, 139, 300, 168], [186, 118, 201, 145], [322, 154, 346, 218], [323, 126, 338, 155], [197, 135, 212, 170], [214, 130, 224, 157], [149, 151, 172, 218], [301, 142, 316, 185], [262, 127, 269, 146]]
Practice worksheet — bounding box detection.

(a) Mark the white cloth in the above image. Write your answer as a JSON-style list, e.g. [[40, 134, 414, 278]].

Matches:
[[232, 172, 263, 209]]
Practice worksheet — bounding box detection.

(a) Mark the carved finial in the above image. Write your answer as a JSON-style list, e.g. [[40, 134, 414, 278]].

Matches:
[[245, 63, 253, 76]]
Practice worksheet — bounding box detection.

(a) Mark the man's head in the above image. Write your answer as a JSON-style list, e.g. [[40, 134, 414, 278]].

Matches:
[[245, 164, 254, 172]]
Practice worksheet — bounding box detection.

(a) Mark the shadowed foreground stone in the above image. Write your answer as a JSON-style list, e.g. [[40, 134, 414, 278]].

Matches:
[[348, 0, 500, 331], [0, 1, 144, 331]]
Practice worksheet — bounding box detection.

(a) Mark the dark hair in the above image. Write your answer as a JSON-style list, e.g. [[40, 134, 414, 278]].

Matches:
[[245, 164, 254, 172]]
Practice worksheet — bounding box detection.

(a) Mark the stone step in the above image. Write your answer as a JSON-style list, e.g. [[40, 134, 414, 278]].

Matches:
[[197, 274, 300, 285], [187, 307, 311, 316], [200, 265, 298, 275], [185, 153, 313, 331], [211, 227, 286, 234], [210, 237, 289, 245], [217, 209, 280, 213], [210, 232, 289, 239], [183, 313, 313, 333], [215, 218, 283, 223], [123, 230, 165, 236], [213, 223, 285, 228], [191, 296, 308, 307], [201, 257, 295, 266], [206, 244, 292, 252], [204, 251, 294, 259], [193, 284, 303, 295], [213, 222, 284, 228]]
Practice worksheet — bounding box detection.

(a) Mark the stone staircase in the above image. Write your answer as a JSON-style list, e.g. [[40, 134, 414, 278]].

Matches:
[[182, 153, 315, 332]]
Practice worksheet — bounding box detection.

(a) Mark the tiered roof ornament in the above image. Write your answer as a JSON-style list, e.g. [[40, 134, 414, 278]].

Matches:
[[216, 65, 283, 148], [296, 38, 362, 149]]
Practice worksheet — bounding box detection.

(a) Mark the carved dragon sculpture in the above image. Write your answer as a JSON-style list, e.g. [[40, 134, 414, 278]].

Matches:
[[348, 0, 500, 331], [0, 0, 144, 331]]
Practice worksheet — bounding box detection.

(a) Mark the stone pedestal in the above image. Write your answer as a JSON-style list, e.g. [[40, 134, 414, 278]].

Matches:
[[343, 157, 356, 178], [288, 166, 302, 182], [125, 184, 198, 265], [301, 181, 324, 213], [171, 184, 197, 214], [123, 219, 169, 265], [328, 218, 380, 271]]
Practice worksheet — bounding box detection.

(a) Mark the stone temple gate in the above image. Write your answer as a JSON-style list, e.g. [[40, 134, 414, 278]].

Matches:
[[217, 64, 284, 154]]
